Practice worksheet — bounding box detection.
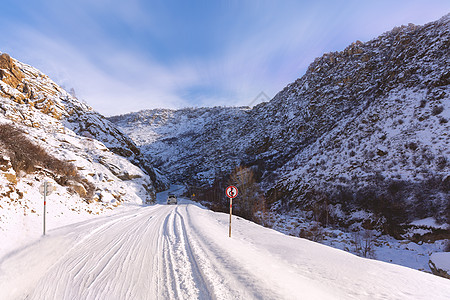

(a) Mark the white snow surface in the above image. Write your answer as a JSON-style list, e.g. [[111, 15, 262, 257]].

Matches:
[[0, 112, 155, 257], [430, 252, 450, 273], [411, 217, 449, 230], [0, 188, 449, 300]]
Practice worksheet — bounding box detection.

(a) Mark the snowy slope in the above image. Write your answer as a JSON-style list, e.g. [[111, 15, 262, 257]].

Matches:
[[109, 107, 250, 185], [0, 53, 167, 255], [110, 14, 450, 226], [0, 192, 449, 300], [0, 52, 167, 190], [0, 101, 155, 255], [109, 14, 450, 275], [430, 252, 450, 278]]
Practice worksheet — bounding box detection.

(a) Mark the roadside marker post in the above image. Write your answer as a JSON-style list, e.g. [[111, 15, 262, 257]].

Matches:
[[39, 181, 53, 236], [225, 186, 238, 237]]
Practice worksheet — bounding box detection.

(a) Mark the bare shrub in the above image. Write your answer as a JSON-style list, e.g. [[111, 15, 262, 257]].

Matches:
[[82, 179, 96, 200], [299, 224, 324, 242], [0, 124, 76, 177], [0, 124, 47, 173], [387, 181, 404, 195], [353, 230, 376, 258], [46, 157, 77, 177], [0, 124, 95, 200], [407, 142, 418, 151], [436, 156, 447, 170], [228, 166, 262, 221], [419, 99, 426, 108]]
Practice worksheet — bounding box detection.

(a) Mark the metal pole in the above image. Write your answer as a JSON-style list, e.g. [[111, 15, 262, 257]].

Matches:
[[43, 181, 47, 236], [229, 197, 232, 237]]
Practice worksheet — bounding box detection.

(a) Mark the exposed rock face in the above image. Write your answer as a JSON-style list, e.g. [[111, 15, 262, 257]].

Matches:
[[110, 14, 450, 230], [0, 52, 139, 152], [68, 180, 87, 198], [0, 53, 25, 90], [0, 51, 168, 192], [0, 156, 16, 184], [0, 53, 65, 119]]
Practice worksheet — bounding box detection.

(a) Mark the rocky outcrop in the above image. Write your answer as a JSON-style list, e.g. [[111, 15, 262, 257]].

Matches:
[[67, 180, 87, 198], [0, 53, 25, 90], [0, 52, 139, 152], [0, 156, 17, 184], [0, 51, 168, 193], [0, 53, 65, 119]]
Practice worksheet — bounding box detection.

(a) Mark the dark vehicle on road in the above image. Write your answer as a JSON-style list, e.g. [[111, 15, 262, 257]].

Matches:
[[167, 193, 177, 205]]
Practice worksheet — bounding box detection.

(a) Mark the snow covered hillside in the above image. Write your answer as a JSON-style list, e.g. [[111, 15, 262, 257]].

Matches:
[[110, 15, 449, 227], [0, 52, 167, 254], [110, 15, 450, 274], [109, 106, 251, 185], [0, 12, 448, 299], [1, 191, 449, 300]]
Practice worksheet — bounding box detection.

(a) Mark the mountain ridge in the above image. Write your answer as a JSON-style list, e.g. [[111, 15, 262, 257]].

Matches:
[[110, 14, 449, 234]]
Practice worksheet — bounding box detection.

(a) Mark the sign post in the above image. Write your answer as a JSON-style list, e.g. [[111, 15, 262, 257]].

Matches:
[[225, 186, 238, 237], [39, 181, 53, 236]]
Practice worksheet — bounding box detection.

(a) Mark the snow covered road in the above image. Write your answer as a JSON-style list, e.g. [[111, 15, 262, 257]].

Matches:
[[1, 199, 449, 299]]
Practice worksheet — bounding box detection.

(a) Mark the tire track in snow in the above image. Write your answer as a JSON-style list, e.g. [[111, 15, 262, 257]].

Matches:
[[160, 206, 212, 299], [0, 207, 151, 299], [26, 205, 171, 300], [174, 207, 214, 300], [3, 202, 449, 300], [2, 202, 316, 300], [180, 205, 282, 300], [161, 209, 180, 299], [25, 204, 215, 300]]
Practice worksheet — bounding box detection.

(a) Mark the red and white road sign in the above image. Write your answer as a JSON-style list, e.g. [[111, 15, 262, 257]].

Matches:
[[226, 186, 238, 237], [226, 186, 238, 199]]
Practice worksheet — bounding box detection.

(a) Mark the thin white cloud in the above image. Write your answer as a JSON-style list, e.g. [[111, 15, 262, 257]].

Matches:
[[7, 27, 197, 116], [1, 0, 449, 115], [204, 0, 450, 107]]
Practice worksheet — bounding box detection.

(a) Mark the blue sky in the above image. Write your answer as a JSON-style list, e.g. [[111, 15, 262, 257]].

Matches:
[[0, 0, 449, 116]]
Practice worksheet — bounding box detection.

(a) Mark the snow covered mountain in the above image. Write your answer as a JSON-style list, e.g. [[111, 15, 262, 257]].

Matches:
[[110, 15, 449, 237], [0, 52, 167, 254]]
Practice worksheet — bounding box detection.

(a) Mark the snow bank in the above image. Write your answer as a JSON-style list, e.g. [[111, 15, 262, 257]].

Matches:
[[411, 217, 449, 230], [429, 252, 450, 279]]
